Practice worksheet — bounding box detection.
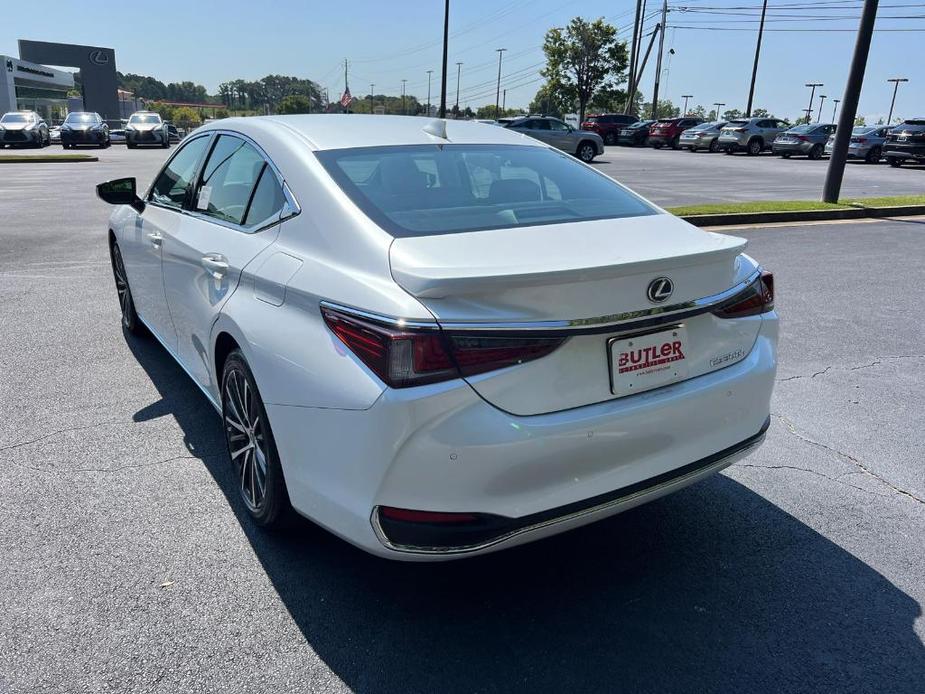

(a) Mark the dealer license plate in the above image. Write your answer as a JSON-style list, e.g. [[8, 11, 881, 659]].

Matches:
[[609, 327, 689, 395]]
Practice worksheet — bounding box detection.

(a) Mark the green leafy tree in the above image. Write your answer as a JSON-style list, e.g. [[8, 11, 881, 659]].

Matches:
[[642, 99, 679, 118], [722, 108, 743, 121], [752, 107, 770, 117], [688, 104, 706, 118], [474, 105, 521, 119], [855, 115, 867, 126], [171, 106, 200, 129], [541, 17, 628, 124], [277, 95, 313, 114], [528, 84, 573, 118]]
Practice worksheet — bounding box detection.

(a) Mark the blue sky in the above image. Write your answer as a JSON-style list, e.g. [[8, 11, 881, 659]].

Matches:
[[3, 0, 922, 122]]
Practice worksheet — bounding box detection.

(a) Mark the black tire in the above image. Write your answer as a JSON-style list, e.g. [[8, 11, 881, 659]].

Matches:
[[110, 242, 146, 336], [652, 143, 663, 149], [780, 152, 791, 159], [688, 146, 697, 152], [724, 147, 735, 155], [576, 141, 596, 162], [708, 138, 720, 153], [671, 135, 681, 150], [604, 132, 617, 146], [808, 144, 823, 160], [161, 139, 169, 149], [221, 350, 292, 529], [865, 147, 881, 164], [746, 138, 763, 156], [889, 159, 902, 168]]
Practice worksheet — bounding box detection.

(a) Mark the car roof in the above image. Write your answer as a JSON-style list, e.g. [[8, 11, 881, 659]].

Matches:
[[196, 115, 545, 151]]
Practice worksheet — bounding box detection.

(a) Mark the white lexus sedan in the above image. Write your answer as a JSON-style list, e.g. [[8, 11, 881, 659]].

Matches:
[[96, 115, 777, 560]]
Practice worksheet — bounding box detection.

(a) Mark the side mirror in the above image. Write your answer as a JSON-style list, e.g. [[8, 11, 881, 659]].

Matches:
[[96, 177, 144, 212]]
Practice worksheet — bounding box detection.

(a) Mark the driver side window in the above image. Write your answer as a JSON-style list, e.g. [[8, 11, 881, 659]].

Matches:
[[548, 119, 569, 131], [149, 135, 210, 209]]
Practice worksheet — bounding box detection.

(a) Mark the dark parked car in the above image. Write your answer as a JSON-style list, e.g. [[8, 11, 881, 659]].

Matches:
[[580, 113, 638, 145], [648, 117, 705, 149], [617, 119, 656, 146], [60, 111, 110, 148], [772, 123, 836, 160], [883, 118, 925, 167]]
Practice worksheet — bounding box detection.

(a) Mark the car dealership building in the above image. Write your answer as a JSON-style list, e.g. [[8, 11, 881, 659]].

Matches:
[[0, 54, 74, 121]]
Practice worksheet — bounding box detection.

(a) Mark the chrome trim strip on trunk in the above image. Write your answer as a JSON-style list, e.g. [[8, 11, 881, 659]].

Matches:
[[321, 268, 761, 336]]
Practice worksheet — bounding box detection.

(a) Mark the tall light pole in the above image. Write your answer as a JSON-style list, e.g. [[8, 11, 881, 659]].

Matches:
[[369, 83, 374, 114], [682, 94, 693, 115], [494, 48, 507, 119], [650, 0, 669, 119], [454, 62, 463, 116], [426, 70, 433, 116], [401, 79, 407, 115], [439, 0, 450, 118], [886, 77, 908, 125], [502, 89, 507, 112], [713, 102, 725, 120], [823, 0, 879, 203], [745, 0, 769, 117], [805, 82, 823, 123], [831, 98, 840, 122], [817, 94, 826, 122]]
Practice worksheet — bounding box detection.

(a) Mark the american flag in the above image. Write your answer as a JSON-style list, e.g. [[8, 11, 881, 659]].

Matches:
[[340, 88, 353, 108]]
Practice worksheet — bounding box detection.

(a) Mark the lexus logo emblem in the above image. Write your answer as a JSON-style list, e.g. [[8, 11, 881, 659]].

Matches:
[[647, 277, 674, 303], [88, 50, 109, 66]]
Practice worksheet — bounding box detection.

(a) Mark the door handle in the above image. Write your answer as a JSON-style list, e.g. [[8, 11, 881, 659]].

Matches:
[[201, 254, 229, 279], [147, 232, 162, 247]]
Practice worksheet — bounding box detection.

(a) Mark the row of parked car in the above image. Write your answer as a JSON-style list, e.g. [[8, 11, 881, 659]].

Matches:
[[0, 110, 179, 149], [579, 113, 925, 166]]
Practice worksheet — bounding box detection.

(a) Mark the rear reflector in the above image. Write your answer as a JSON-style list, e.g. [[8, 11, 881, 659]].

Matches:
[[322, 307, 566, 388], [713, 271, 774, 319]]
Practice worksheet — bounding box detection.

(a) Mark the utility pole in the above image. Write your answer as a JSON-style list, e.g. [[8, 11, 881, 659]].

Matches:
[[369, 83, 374, 114], [681, 94, 693, 116], [831, 98, 840, 122], [886, 77, 908, 125], [426, 70, 433, 116], [502, 89, 507, 112], [495, 48, 507, 119], [650, 0, 668, 120], [804, 82, 823, 123], [454, 62, 463, 116], [817, 94, 826, 122], [631, 23, 661, 99], [401, 79, 407, 115], [745, 0, 768, 117], [626, 0, 643, 114], [713, 102, 725, 120], [823, 0, 879, 203], [439, 0, 450, 118]]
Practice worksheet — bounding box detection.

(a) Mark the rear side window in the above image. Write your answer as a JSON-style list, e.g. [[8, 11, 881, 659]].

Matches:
[[244, 167, 287, 227], [149, 135, 211, 208], [316, 144, 657, 237], [195, 135, 265, 225]]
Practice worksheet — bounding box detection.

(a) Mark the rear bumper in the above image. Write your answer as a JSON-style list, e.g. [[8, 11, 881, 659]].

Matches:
[[884, 144, 925, 160], [772, 141, 812, 155], [718, 136, 747, 150], [267, 316, 778, 560], [648, 134, 677, 145], [679, 135, 715, 148]]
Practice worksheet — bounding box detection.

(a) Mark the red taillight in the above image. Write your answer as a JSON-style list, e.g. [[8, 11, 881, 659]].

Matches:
[[379, 507, 478, 523], [797, 135, 810, 142], [851, 137, 867, 143], [713, 271, 774, 319], [732, 127, 748, 133], [322, 307, 566, 388]]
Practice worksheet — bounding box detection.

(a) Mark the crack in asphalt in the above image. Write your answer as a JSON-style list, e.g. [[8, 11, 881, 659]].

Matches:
[[3, 452, 225, 475], [0, 420, 124, 453], [735, 463, 891, 499], [762, 413, 925, 505], [777, 354, 925, 382]]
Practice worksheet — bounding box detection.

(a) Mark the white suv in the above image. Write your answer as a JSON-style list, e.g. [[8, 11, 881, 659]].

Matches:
[[718, 117, 790, 155]]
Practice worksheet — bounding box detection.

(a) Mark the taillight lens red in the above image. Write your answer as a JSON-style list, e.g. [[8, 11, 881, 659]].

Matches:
[[322, 307, 566, 388], [713, 271, 774, 319]]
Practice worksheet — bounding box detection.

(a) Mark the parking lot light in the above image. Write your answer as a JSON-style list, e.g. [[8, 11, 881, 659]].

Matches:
[[887, 78, 909, 125], [804, 83, 823, 123]]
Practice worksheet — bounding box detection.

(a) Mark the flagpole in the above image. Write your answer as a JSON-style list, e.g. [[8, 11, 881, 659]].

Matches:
[[343, 58, 348, 113]]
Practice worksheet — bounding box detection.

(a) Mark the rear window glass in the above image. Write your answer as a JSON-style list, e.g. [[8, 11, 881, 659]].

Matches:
[[787, 125, 816, 134], [316, 144, 657, 238], [726, 120, 748, 126], [902, 120, 925, 127]]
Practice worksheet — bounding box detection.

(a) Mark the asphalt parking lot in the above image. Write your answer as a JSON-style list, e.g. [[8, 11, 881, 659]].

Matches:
[[1, 149, 924, 693]]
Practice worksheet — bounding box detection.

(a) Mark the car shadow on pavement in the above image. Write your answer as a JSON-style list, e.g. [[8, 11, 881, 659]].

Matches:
[[126, 332, 925, 694]]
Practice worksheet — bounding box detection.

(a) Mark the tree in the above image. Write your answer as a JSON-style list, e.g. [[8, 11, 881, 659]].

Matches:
[[641, 99, 678, 118], [752, 107, 770, 117], [541, 17, 628, 124], [474, 105, 521, 120], [855, 115, 867, 126], [722, 108, 743, 121], [277, 95, 313, 114], [688, 104, 706, 118], [171, 106, 200, 129], [528, 84, 573, 118]]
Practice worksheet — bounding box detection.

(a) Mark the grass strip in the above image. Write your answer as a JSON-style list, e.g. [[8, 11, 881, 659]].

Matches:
[[0, 154, 97, 163], [667, 194, 925, 217]]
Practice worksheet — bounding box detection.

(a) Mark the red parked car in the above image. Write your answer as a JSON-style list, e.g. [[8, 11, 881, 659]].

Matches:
[[580, 113, 639, 145], [648, 117, 705, 150]]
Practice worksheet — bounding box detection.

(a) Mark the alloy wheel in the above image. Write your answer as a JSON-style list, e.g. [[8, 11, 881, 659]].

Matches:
[[111, 245, 131, 325], [578, 143, 595, 162], [223, 368, 269, 514]]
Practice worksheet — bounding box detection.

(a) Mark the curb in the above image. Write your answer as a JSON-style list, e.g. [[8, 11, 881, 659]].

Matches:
[[0, 156, 98, 163], [679, 205, 925, 227]]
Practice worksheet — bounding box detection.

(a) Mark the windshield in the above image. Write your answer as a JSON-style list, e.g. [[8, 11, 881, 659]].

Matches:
[[787, 125, 817, 134], [1, 113, 29, 123], [65, 113, 99, 124], [316, 144, 657, 238], [129, 114, 160, 124]]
